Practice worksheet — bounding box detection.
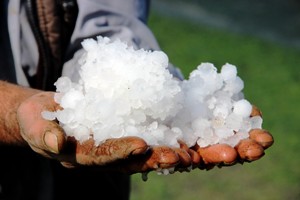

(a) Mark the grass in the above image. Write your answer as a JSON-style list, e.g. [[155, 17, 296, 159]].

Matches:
[[130, 12, 300, 200]]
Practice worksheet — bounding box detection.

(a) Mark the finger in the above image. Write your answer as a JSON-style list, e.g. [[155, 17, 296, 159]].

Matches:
[[188, 149, 201, 167], [17, 92, 65, 154], [142, 146, 180, 170], [28, 144, 55, 159], [251, 105, 262, 117], [57, 146, 180, 174], [76, 136, 149, 165], [178, 140, 189, 151], [194, 144, 238, 166], [116, 146, 180, 174], [60, 161, 76, 168], [249, 129, 274, 149], [235, 139, 265, 162], [173, 148, 192, 171], [178, 140, 201, 168], [55, 136, 148, 166]]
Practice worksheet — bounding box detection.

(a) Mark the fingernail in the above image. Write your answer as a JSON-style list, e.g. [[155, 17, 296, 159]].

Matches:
[[44, 131, 59, 154], [131, 146, 149, 155]]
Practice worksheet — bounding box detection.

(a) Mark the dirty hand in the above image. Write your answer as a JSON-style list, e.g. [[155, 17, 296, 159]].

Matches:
[[17, 92, 192, 173], [188, 105, 274, 170], [106, 104, 274, 174]]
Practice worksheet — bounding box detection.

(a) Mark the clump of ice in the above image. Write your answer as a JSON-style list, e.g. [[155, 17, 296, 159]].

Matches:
[[42, 36, 263, 148], [170, 62, 260, 147], [43, 36, 183, 146]]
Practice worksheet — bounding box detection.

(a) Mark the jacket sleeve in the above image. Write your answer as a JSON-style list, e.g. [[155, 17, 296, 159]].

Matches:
[[62, 0, 183, 80]]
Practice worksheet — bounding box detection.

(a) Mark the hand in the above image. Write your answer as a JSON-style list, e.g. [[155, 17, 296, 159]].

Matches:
[[190, 105, 274, 170], [17, 91, 272, 173], [17, 92, 193, 173]]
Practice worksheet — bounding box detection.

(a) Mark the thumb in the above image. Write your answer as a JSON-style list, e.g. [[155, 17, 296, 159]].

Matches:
[[17, 92, 65, 154]]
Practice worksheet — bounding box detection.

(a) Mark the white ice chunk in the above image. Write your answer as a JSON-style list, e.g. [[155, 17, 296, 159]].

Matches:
[[224, 77, 244, 94], [221, 63, 237, 81], [41, 111, 56, 121], [60, 89, 84, 109], [233, 99, 252, 118], [220, 131, 249, 147], [54, 77, 72, 93], [56, 109, 74, 124], [250, 116, 263, 129]]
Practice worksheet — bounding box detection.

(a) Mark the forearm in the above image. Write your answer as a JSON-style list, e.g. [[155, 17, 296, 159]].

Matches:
[[0, 81, 40, 145]]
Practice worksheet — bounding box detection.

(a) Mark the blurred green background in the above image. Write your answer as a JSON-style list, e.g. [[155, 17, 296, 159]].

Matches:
[[130, 0, 300, 199]]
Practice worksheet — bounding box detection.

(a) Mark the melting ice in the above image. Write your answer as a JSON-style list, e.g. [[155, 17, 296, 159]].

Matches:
[[42, 36, 263, 148]]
